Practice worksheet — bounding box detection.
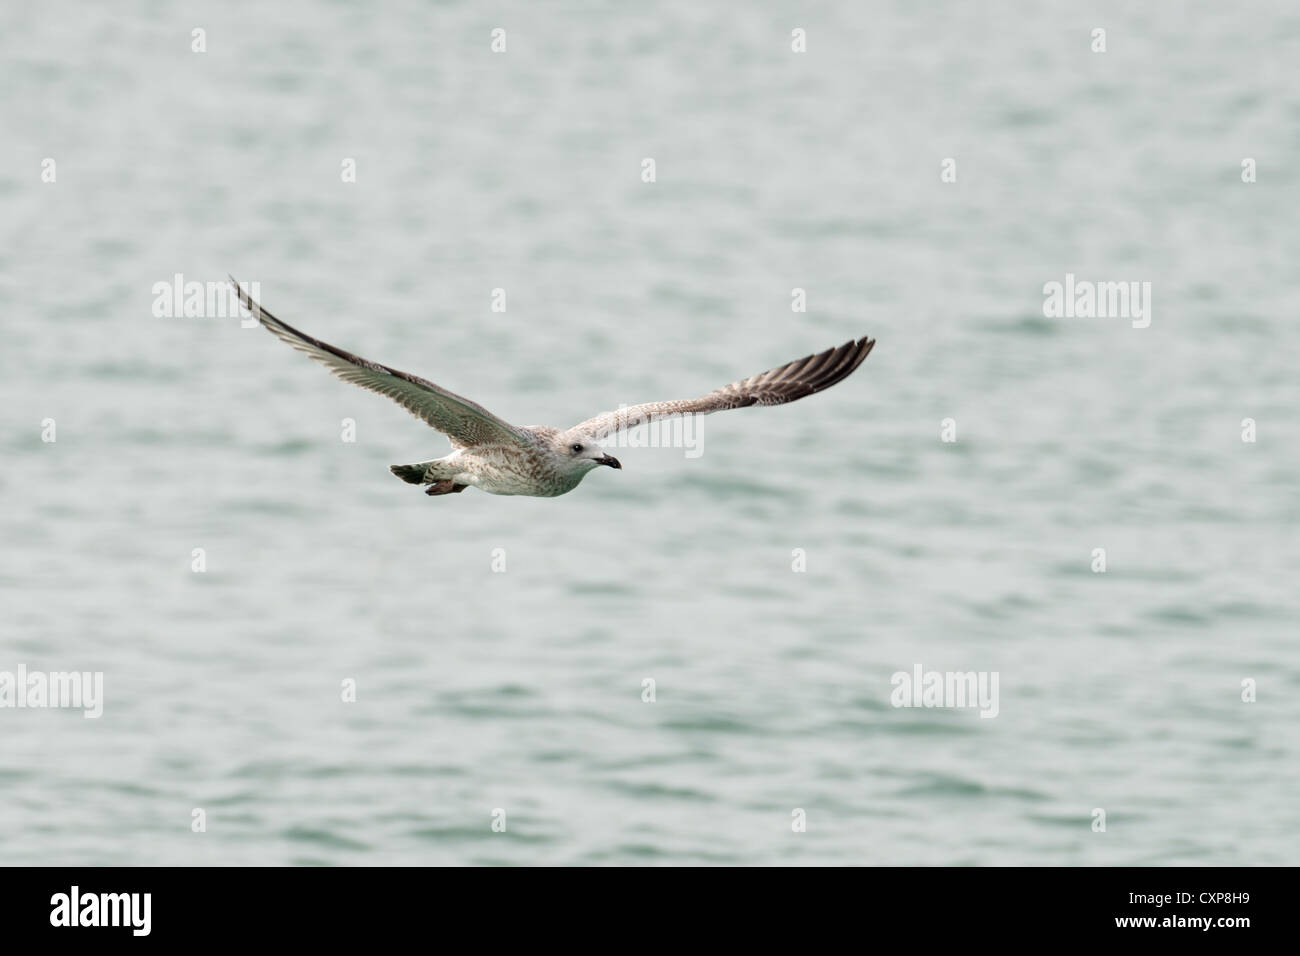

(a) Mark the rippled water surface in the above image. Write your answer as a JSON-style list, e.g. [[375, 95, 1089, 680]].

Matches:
[[2, 1, 1298, 865]]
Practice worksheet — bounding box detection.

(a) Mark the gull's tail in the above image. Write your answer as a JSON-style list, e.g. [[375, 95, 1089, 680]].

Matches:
[[391, 461, 435, 484]]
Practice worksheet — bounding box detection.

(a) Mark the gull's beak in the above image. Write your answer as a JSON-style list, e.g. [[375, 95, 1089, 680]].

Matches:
[[595, 454, 621, 469]]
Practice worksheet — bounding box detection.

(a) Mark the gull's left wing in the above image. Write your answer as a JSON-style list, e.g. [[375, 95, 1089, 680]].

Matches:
[[230, 277, 530, 448]]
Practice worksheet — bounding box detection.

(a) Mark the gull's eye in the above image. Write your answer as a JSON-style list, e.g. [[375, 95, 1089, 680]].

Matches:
[[570, 443, 583, 454]]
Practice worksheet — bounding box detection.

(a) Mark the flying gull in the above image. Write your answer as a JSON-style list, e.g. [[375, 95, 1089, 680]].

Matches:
[[229, 277, 875, 498]]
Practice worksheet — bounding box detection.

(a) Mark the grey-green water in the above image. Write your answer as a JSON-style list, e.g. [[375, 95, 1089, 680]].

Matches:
[[2, 1, 1298, 865]]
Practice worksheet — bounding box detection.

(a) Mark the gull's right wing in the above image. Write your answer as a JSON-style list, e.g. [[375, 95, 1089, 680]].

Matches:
[[573, 336, 875, 439], [230, 277, 529, 448]]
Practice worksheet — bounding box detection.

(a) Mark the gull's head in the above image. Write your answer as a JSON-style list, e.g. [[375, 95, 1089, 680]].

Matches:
[[553, 431, 620, 474]]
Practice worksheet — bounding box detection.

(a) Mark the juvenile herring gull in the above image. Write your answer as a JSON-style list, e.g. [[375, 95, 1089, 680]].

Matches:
[[229, 277, 875, 498]]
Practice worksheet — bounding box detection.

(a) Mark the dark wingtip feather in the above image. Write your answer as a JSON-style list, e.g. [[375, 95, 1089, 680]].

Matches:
[[803, 335, 875, 396]]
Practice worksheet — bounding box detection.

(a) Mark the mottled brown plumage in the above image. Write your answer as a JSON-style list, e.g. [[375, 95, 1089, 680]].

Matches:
[[230, 278, 875, 498]]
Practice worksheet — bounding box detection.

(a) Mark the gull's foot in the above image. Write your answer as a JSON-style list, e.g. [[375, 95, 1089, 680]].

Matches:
[[425, 480, 467, 496]]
